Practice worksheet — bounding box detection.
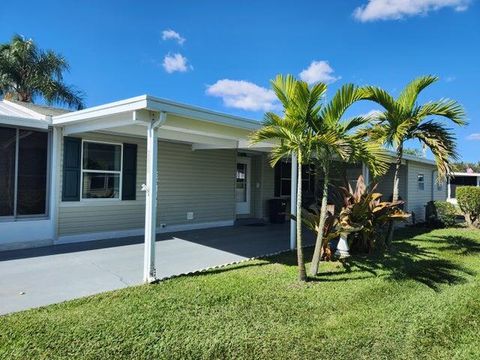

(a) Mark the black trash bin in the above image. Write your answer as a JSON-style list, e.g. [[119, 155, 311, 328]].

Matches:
[[268, 198, 287, 224]]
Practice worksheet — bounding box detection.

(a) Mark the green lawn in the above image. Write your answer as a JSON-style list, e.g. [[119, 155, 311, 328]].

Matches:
[[1, 227, 480, 359]]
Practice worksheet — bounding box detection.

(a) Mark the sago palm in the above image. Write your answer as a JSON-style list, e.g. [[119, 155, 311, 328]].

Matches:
[[0, 34, 84, 109], [308, 84, 390, 276], [362, 75, 466, 245], [250, 74, 327, 281]]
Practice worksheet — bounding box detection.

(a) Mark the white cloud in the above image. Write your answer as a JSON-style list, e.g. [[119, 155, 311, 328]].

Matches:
[[299, 60, 340, 85], [363, 109, 384, 118], [206, 79, 278, 111], [467, 133, 480, 140], [162, 29, 186, 45], [353, 0, 471, 22], [162, 53, 192, 73]]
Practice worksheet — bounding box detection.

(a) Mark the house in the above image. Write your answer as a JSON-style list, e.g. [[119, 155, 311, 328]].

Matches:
[[447, 171, 480, 203], [0, 96, 447, 279]]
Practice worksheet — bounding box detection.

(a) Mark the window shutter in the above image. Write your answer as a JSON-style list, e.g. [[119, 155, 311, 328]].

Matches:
[[62, 137, 81, 201], [122, 143, 137, 200], [274, 162, 281, 197]]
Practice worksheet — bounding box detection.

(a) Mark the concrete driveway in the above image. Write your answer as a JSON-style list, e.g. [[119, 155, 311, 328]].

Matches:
[[0, 224, 303, 315]]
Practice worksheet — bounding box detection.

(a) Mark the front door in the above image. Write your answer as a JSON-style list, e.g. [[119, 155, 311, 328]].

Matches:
[[235, 157, 251, 215]]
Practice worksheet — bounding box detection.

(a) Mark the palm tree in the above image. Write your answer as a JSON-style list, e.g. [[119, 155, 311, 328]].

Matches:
[[363, 75, 466, 246], [0, 34, 84, 109], [251, 74, 327, 281], [308, 84, 390, 276]]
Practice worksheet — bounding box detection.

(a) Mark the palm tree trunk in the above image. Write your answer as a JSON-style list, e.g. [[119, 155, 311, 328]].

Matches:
[[309, 163, 329, 276], [385, 144, 403, 247], [296, 151, 307, 282]]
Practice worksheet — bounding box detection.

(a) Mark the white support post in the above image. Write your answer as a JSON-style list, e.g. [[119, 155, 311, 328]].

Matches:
[[143, 112, 166, 283], [362, 162, 370, 186], [49, 125, 61, 241], [447, 177, 451, 200], [290, 154, 298, 250]]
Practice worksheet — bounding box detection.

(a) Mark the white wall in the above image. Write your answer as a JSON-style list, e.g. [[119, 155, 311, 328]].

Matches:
[[0, 219, 53, 250]]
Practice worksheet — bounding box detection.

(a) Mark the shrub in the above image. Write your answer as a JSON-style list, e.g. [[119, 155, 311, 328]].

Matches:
[[457, 186, 480, 228], [426, 200, 457, 228], [338, 175, 410, 253]]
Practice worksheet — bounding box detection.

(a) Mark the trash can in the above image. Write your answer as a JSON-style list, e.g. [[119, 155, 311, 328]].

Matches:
[[268, 199, 287, 224]]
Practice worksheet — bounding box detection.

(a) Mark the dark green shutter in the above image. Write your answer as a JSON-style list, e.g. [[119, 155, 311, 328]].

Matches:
[[274, 162, 281, 197], [122, 143, 137, 200], [62, 137, 81, 201]]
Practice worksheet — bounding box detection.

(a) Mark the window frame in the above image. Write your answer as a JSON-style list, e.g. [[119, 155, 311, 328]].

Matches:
[[279, 162, 291, 197], [276, 160, 314, 197], [0, 125, 50, 221], [417, 173, 425, 191], [80, 140, 123, 201]]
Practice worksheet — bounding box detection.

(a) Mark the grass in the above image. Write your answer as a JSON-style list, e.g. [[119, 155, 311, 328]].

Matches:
[[1, 227, 480, 359]]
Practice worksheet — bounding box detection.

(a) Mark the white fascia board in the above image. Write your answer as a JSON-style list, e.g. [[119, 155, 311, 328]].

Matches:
[[145, 96, 261, 131], [53, 94, 262, 132], [450, 172, 480, 177], [52, 95, 149, 125], [3, 100, 47, 120], [0, 114, 49, 129]]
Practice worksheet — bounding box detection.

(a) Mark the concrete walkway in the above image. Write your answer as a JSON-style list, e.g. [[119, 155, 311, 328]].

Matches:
[[0, 224, 303, 315]]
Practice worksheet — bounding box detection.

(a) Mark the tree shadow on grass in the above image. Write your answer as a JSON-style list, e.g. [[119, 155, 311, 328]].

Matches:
[[329, 239, 476, 291], [425, 235, 480, 255], [161, 227, 476, 292]]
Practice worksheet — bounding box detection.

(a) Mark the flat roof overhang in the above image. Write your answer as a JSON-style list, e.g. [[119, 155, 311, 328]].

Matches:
[[52, 95, 274, 151]]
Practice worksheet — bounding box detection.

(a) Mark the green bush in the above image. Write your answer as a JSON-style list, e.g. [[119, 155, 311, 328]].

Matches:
[[457, 186, 480, 228], [426, 201, 457, 228]]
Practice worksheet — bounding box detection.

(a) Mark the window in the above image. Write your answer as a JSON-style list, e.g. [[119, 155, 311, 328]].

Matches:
[[82, 141, 122, 199], [0, 126, 49, 217], [275, 161, 315, 197], [418, 174, 425, 191], [236, 163, 247, 202]]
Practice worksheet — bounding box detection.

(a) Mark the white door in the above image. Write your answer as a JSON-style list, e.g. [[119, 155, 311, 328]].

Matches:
[[235, 157, 251, 215]]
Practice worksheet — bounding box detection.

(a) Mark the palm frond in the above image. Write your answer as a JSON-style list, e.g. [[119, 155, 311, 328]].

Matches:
[[397, 75, 438, 111], [411, 120, 459, 179], [361, 86, 398, 115], [270, 74, 297, 112], [340, 116, 370, 133], [416, 99, 467, 126], [0, 35, 84, 109], [320, 84, 368, 127], [349, 136, 391, 178]]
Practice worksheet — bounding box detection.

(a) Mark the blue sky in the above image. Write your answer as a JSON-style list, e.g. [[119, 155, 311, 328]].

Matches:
[[1, 0, 479, 161]]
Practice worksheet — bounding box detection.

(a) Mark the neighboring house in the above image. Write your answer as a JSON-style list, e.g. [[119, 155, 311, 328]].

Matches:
[[447, 171, 480, 204], [0, 96, 447, 252]]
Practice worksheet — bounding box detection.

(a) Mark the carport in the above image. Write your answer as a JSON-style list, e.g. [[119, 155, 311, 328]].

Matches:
[[52, 95, 300, 283], [0, 223, 307, 314]]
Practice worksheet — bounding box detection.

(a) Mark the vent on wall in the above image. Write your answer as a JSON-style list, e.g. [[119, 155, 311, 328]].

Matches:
[[187, 212, 194, 220]]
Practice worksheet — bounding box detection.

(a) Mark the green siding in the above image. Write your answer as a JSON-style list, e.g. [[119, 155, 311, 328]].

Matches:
[[58, 133, 236, 236]]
